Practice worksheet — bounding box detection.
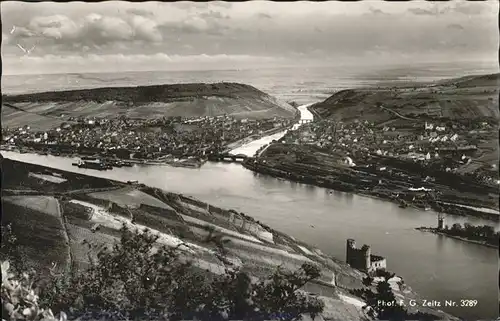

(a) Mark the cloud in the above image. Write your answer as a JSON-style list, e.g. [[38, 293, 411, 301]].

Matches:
[[2, 1, 497, 73], [211, 2, 232, 9], [407, 7, 440, 16], [256, 12, 272, 19], [85, 14, 134, 41], [127, 14, 163, 42], [447, 23, 465, 31], [28, 15, 81, 40], [452, 2, 489, 15], [200, 10, 230, 20], [170, 2, 231, 11], [368, 7, 388, 15], [126, 8, 155, 17], [182, 16, 210, 32], [9, 12, 163, 49], [159, 12, 230, 36], [407, 2, 493, 16]]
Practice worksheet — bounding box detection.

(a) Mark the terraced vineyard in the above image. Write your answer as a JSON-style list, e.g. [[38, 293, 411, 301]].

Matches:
[[2, 196, 70, 274]]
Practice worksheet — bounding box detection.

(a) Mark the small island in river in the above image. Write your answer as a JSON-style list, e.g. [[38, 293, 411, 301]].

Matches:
[[416, 214, 499, 248]]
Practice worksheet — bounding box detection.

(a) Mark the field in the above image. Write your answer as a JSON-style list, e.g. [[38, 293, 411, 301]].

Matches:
[[65, 222, 118, 270], [2, 196, 70, 273], [88, 187, 176, 211], [2, 82, 297, 131]]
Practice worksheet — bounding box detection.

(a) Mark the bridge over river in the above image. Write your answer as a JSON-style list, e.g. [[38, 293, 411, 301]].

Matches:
[[208, 153, 249, 163]]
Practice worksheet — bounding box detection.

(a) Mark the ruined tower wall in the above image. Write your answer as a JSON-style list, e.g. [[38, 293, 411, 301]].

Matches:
[[363, 245, 371, 272], [346, 239, 371, 271]]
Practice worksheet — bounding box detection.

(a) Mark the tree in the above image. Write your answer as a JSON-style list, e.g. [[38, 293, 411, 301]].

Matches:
[[463, 223, 473, 233], [481, 225, 495, 238], [450, 223, 463, 235], [362, 276, 374, 287], [360, 271, 441, 321], [363, 272, 405, 321], [372, 279, 406, 320], [374, 270, 395, 280], [37, 225, 325, 321]]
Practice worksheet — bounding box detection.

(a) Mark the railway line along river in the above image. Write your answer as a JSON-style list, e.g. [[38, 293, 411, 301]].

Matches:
[[2, 103, 498, 320]]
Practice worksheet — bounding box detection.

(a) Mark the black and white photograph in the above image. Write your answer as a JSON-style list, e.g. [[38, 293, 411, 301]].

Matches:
[[1, 1, 499, 320]]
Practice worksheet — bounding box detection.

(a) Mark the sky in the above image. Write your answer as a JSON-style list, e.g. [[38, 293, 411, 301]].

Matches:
[[1, 0, 498, 75]]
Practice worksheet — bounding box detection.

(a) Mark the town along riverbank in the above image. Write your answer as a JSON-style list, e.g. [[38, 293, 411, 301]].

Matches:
[[1, 114, 298, 169], [241, 153, 500, 222]]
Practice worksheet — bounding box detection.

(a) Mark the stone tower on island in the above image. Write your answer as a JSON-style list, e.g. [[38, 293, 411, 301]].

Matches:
[[437, 213, 445, 230]]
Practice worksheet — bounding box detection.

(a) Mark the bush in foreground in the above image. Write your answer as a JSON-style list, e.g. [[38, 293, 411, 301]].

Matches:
[[3, 224, 325, 321], [1, 261, 66, 321], [358, 273, 440, 321]]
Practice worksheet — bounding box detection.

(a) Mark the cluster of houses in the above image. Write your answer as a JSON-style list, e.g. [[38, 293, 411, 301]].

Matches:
[[2, 115, 293, 160], [278, 118, 491, 175]]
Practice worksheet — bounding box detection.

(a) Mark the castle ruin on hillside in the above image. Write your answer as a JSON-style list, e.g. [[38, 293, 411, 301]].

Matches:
[[346, 239, 386, 274]]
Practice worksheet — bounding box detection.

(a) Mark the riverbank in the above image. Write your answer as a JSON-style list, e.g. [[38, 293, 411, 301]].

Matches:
[[1, 146, 208, 169], [242, 157, 499, 222], [415, 227, 499, 249], [128, 157, 205, 168]]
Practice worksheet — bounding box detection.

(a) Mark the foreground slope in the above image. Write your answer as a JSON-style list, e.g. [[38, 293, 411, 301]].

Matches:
[[0, 157, 458, 320], [2, 82, 297, 131]]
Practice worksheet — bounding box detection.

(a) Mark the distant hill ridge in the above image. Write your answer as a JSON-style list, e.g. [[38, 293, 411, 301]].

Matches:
[[310, 73, 499, 121], [2, 82, 298, 130], [2, 82, 274, 103]]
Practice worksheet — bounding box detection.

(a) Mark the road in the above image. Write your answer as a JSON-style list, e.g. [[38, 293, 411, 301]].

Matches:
[[378, 105, 416, 121]]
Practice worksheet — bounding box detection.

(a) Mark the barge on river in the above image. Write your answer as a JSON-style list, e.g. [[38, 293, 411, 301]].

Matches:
[[72, 160, 109, 170], [72, 158, 133, 170]]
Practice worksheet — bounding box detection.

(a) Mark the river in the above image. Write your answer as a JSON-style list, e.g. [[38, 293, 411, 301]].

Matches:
[[2, 104, 498, 320], [231, 104, 314, 156]]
